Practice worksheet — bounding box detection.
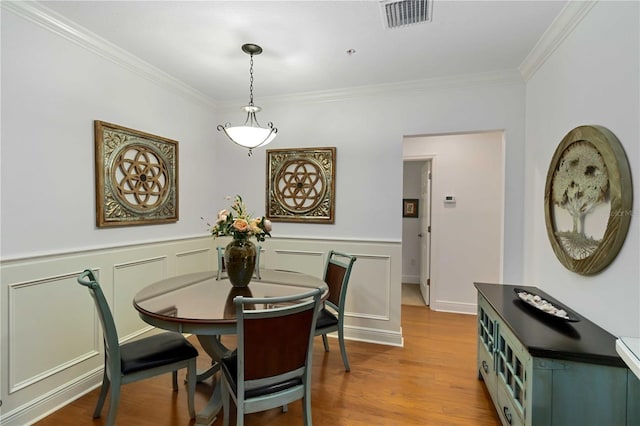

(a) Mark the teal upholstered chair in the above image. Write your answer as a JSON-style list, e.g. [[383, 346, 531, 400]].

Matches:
[[217, 245, 262, 280], [220, 287, 323, 426], [314, 250, 357, 372], [77, 270, 198, 426]]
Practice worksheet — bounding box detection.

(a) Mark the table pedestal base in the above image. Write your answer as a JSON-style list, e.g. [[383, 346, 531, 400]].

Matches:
[[194, 335, 231, 426]]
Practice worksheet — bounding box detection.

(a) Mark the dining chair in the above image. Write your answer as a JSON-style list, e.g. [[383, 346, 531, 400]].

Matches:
[[314, 250, 357, 372], [77, 269, 198, 426], [220, 287, 323, 426], [217, 245, 262, 280]]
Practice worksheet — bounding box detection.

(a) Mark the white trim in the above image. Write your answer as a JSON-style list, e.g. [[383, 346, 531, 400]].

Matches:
[[431, 299, 477, 315], [519, 1, 598, 81], [1, 369, 103, 426], [1, 1, 214, 107], [327, 326, 404, 348], [223, 70, 525, 107], [3, 1, 526, 110]]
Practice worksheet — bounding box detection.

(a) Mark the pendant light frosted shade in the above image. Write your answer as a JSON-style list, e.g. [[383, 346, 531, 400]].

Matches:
[[218, 44, 277, 156]]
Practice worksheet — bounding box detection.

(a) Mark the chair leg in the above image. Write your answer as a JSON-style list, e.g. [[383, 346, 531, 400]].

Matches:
[[282, 404, 288, 413], [105, 377, 121, 426], [237, 394, 244, 426], [93, 369, 110, 419], [172, 370, 178, 391], [338, 327, 351, 372], [302, 394, 313, 426], [186, 360, 197, 419], [222, 378, 230, 426], [322, 334, 330, 352]]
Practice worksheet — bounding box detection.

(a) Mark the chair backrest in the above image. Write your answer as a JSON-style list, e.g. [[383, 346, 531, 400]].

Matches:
[[234, 288, 323, 393], [77, 270, 121, 375], [323, 250, 357, 310]]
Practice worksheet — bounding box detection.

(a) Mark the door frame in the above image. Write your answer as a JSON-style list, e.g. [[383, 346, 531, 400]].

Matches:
[[403, 154, 436, 307]]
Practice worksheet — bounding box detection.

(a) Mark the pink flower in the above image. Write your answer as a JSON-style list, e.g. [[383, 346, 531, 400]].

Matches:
[[233, 218, 249, 232], [217, 209, 229, 223], [263, 219, 272, 232]]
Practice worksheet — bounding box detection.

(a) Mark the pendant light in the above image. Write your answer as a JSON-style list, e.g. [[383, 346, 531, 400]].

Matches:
[[217, 43, 277, 156]]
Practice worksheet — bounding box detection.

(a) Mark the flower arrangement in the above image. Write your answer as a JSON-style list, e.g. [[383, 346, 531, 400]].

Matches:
[[208, 195, 272, 242]]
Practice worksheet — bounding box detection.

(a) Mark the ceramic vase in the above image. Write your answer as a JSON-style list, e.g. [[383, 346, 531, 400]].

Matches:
[[224, 239, 256, 287]]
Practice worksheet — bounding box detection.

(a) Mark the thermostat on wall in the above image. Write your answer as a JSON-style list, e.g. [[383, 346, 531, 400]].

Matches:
[[444, 195, 456, 205]]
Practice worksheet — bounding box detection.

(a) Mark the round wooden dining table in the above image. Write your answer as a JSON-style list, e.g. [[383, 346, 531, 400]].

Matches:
[[133, 269, 328, 426]]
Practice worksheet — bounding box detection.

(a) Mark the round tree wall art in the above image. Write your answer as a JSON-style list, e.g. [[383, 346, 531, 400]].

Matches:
[[544, 125, 632, 275]]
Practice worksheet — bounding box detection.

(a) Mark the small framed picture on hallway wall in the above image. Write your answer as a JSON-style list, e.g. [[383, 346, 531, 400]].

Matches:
[[403, 199, 418, 218]]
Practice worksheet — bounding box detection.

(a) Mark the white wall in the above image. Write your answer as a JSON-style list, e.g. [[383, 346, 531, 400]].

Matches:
[[404, 132, 504, 313], [402, 161, 422, 283], [524, 0, 640, 337], [215, 79, 527, 282], [0, 3, 218, 260], [1, 1, 539, 423]]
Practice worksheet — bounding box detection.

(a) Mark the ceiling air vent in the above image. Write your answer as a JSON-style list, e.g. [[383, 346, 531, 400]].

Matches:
[[381, 0, 433, 29]]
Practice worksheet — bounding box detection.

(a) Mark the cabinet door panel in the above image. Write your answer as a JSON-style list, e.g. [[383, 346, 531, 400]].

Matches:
[[478, 338, 497, 391], [497, 383, 525, 426], [496, 327, 528, 419], [550, 362, 627, 425]]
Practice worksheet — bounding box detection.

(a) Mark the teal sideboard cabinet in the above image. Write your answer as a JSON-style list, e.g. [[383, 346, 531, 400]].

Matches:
[[475, 282, 640, 426]]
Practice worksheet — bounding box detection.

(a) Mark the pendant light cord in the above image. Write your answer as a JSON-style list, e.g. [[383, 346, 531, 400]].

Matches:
[[248, 54, 254, 107]]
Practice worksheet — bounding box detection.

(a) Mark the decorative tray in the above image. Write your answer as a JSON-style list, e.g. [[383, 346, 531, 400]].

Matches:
[[514, 288, 580, 322]]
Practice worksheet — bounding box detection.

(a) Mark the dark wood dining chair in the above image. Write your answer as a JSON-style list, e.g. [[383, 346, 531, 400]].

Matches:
[[217, 245, 262, 280], [220, 287, 323, 426], [77, 269, 198, 426], [314, 250, 357, 371]]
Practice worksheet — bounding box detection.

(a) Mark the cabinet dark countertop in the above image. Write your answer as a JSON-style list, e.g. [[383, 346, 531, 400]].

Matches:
[[474, 282, 625, 368]]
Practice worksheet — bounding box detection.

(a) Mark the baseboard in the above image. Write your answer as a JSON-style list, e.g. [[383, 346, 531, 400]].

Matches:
[[341, 325, 404, 347], [402, 275, 420, 284], [1, 369, 102, 426], [431, 299, 477, 315]]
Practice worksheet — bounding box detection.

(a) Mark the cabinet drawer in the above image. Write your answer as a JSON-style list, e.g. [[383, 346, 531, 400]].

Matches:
[[497, 383, 525, 426], [478, 339, 497, 390]]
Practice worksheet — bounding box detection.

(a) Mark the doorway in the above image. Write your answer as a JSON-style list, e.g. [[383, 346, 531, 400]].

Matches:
[[402, 159, 431, 306], [402, 131, 504, 314]]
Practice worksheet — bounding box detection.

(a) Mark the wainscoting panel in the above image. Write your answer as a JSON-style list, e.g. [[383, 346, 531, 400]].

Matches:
[[176, 247, 214, 275], [344, 253, 391, 321], [0, 236, 400, 425], [113, 256, 168, 341], [8, 272, 99, 393], [271, 248, 326, 276]]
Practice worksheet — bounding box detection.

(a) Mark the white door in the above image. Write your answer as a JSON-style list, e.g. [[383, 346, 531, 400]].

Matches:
[[419, 160, 431, 305]]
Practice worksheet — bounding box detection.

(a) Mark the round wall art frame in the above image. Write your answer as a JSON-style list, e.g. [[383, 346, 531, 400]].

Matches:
[[544, 125, 632, 275]]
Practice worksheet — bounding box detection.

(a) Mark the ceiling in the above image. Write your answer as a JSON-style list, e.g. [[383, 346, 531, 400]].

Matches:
[[41, 0, 568, 103]]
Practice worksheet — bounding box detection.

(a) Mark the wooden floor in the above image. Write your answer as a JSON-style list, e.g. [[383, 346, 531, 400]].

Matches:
[[35, 306, 501, 426]]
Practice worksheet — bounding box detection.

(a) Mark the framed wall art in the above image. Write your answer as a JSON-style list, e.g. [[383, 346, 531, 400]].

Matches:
[[544, 125, 632, 275], [266, 147, 336, 223], [94, 120, 179, 227], [403, 199, 419, 218]]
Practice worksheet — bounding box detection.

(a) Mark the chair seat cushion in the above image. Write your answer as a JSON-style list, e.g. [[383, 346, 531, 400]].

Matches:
[[120, 332, 198, 375], [315, 307, 339, 330], [221, 352, 302, 398]]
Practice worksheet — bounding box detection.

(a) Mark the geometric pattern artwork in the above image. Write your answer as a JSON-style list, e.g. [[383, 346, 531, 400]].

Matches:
[[266, 147, 336, 223], [94, 120, 178, 227]]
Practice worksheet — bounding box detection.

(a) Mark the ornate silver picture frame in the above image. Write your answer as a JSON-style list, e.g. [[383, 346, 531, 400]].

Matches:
[[266, 147, 336, 223], [94, 121, 179, 227], [544, 125, 632, 275]]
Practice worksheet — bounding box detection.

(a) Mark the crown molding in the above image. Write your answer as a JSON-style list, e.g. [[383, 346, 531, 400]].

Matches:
[[5, 1, 526, 109], [519, 0, 598, 81], [219, 69, 524, 108], [2, 1, 215, 107]]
